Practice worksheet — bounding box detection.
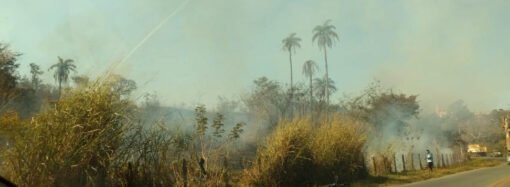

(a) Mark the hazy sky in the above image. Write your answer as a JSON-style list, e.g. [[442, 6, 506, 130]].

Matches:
[[1, 0, 510, 112]]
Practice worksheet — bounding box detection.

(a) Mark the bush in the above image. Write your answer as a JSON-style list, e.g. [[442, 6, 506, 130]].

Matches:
[[0, 81, 245, 187], [0, 82, 179, 186], [240, 118, 314, 186], [309, 117, 368, 183], [240, 116, 367, 186]]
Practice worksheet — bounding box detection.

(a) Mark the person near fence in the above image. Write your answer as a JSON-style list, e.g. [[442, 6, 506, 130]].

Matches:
[[426, 150, 434, 172]]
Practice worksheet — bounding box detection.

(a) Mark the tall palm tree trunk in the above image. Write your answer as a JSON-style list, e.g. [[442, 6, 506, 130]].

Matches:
[[309, 76, 313, 112], [58, 79, 62, 99], [309, 75, 314, 123], [288, 50, 295, 118], [323, 48, 329, 114], [289, 49, 293, 89]]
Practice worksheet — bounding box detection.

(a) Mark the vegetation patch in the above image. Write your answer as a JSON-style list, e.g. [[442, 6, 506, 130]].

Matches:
[[240, 117, 367, 186]]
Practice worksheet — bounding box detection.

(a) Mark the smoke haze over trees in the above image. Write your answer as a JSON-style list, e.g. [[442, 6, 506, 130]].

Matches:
[[1, 1, 509, 185]]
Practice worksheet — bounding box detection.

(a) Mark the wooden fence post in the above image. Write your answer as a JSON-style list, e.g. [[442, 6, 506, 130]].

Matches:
[[445, 154, 449, 167], [442, 154, 446, 168], [402, 154, 406, 172], [410, 153, 415, 170], [393, 153, 397, 173], [437, 154, 441, 168], [452, 154, 455, 165], [438, 153, 442, 168], [450, 154, 453, 165], [418, 154, 423, 170]]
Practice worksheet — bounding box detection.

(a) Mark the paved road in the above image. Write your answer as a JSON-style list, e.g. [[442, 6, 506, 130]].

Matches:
[[401, 163, 510, 187]]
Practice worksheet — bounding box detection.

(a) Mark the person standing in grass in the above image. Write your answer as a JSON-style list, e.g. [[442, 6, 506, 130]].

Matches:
[[426, 149, 434, 172]]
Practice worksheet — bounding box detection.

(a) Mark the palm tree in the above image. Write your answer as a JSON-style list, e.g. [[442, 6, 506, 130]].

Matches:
[[29, 63, 43, 90], [302, 60, 319, 112], [314, 76, 337, 103], [49, 56, 76, 98], [282, 33, 301, 89], [312, 20, 339, 106]]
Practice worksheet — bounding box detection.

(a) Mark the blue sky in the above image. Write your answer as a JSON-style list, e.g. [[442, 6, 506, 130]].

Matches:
[[1, 0, 510, 112]]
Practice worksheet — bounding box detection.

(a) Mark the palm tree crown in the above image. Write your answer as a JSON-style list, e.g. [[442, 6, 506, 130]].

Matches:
[[314, 76, 337, 102], [49, 56, 76, 98], [312, 20, 339, 50], [302, 60, 319, 79], [282, 33, 301, 89], [29, 63, 43, 90], [282, 33, 302, 52]]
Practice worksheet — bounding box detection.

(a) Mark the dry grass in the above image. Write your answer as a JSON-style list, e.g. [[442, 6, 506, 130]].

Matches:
[[240, 117, 314, 186], [309, 117, 368, 183], [0, 81, 245, 187], [240, 116, 368, 186], [0, 83, 160, 186], [0, 83, 154, 186]]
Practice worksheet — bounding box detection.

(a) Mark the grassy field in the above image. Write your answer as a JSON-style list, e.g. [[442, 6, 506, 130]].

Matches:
[[353, 158, 504, 187]]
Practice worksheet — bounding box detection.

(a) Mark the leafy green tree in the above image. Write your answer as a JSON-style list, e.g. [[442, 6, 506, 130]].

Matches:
[[302, 60, 319, 112], [312, 20, 339, 106], [49, 56, 76, 99], [282, 33, 301, 89], [29, 63, 43, 90]]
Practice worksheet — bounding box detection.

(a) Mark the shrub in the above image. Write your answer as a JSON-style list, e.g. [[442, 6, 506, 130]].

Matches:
[[0, 81, 245, 187], [310, 117, 368, 183], [240, 116, 367, 186], [0, 82, 181, 186], [240, 118, 314, 186]]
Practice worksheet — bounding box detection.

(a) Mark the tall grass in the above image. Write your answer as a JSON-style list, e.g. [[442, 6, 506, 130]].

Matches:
[[0, 80, 246, 186], [310, 117, 368, 183], [0, 82, 182, 186], [240, 116, 367, 186]]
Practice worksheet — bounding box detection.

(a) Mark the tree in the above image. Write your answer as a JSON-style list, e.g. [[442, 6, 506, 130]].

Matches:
[[312, 20, 339, 106], [0, 44, 20, 111], [109, 74, 137, 96], [313, 76, 337, 103], [212, 113, 225, 138], [363, 92, 420, 155], [443, 100, 474, 157], [366, 92, 419, 129], [282, 33, 301, 89], [49, 56, 76, 99], [302, 60, 319, 112], [72, 75, 90, 88], [29, 63, 43, 90], [243, 77, 293, 135]]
